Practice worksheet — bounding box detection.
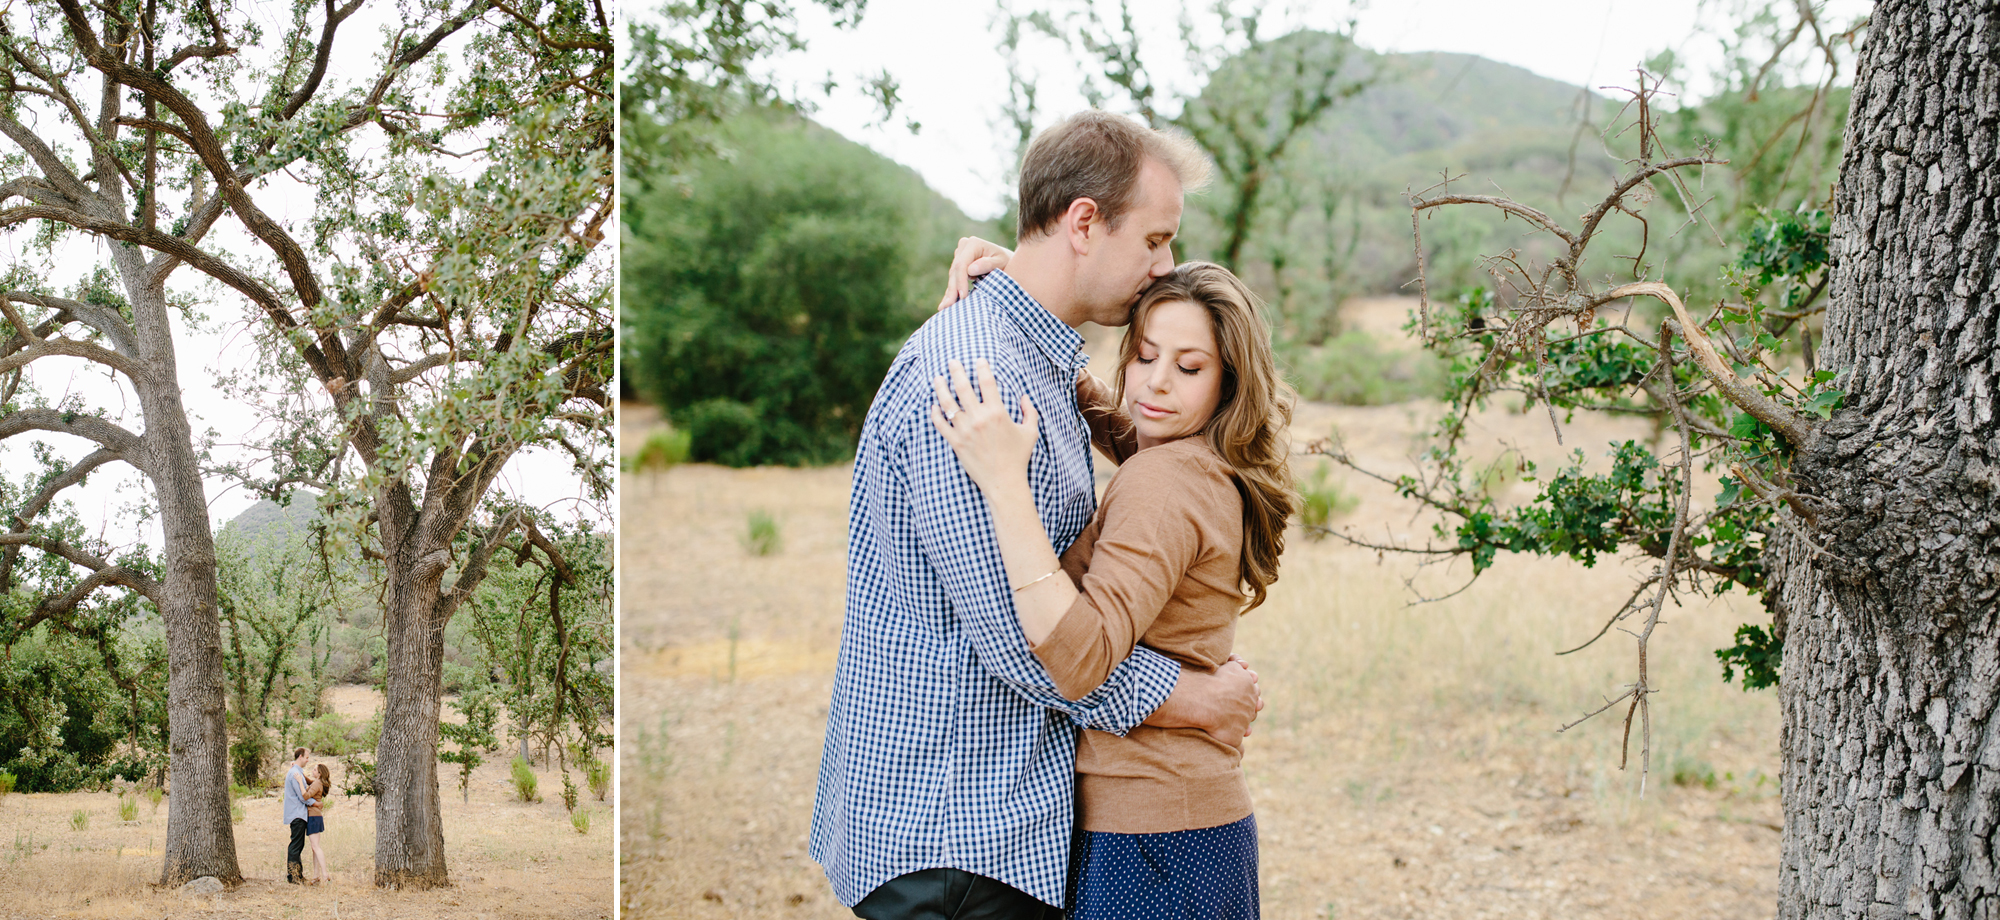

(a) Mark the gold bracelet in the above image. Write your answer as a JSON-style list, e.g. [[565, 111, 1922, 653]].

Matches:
[[1013, 567, 1063, 593]]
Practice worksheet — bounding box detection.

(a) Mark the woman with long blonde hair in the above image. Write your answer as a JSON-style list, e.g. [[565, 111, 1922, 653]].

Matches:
[[931, 260, 1295, 919]]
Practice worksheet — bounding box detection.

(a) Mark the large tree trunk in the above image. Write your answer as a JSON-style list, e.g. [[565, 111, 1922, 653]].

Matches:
[[372, 489, 451, 889], [129, 276, 241, 886], [1774, 3, 2000, 917]]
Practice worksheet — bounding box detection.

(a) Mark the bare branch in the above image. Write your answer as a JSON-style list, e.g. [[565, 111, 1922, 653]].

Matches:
[[1606, 281, 1816, 446]]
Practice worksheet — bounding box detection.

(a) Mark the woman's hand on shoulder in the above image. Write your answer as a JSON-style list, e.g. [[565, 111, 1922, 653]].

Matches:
[[936, 237, 1013, 311], [929, 358, 1038, 494]]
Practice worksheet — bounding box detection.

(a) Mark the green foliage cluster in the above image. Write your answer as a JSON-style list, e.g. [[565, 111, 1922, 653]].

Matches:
[[1295, 463, 1357, 538], [458, 521, 613, 768], [339, 757, 378, 798], [1345, 66, 1843, 698], [1283, 330, 1448, 405], [623, 107, 977, 466], [0, 618, 166, 792], [624, 428, 693, 474], [511, 756, 540, 803], [441, 689, 501, 804], [741, 511, 782, 557], [298, 713, 381, 759]]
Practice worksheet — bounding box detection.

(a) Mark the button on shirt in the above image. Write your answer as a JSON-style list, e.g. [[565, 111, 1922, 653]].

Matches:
[[810, 270, 1183, 908]]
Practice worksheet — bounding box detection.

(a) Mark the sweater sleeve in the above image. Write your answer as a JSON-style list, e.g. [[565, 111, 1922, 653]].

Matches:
[[1076, 371, 1137, 464], [1031, 447, 1215, 700]]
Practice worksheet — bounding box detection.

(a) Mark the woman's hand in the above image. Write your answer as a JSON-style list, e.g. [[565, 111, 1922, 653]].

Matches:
[[929, 358, 1039, 495], [937, 237, 1014, 311]]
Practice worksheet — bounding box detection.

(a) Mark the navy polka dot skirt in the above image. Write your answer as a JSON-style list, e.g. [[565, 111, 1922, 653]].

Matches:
[[1066, 814, 1259, 919]]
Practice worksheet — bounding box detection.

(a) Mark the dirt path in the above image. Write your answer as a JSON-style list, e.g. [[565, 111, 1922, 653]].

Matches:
[[0, 686, 612, 919]]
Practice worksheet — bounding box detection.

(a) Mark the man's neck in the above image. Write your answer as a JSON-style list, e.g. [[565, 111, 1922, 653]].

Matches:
[[1004, 240, 1086, 329]]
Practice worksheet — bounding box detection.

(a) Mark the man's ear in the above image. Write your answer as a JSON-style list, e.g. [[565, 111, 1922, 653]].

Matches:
[[1063, 197, 1101, 255]]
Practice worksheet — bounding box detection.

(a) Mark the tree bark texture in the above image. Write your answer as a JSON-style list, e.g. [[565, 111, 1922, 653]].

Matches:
[[1776, 3, 2000, 918], [371, 484, 453, 889], [127, 263, 241, 887]]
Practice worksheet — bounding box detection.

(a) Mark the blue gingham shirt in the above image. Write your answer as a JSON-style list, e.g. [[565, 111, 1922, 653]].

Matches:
[[810, 271, 1183, 908]]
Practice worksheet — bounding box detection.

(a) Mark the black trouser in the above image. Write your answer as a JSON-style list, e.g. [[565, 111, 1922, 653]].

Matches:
[[286, 818, 307, 882], [852, 868, 1059, 920]]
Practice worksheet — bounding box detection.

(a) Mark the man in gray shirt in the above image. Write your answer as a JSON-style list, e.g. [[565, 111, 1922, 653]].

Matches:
[[282, 747, 312, 883]]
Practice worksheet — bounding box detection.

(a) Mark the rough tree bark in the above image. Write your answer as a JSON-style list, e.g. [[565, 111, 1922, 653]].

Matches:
[[1775, 3, 2000, 917]]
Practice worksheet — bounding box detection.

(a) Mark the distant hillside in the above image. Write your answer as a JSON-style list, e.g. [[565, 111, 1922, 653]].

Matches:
[[1177, 41, 1639, 307], [219, 494, 319, 544]]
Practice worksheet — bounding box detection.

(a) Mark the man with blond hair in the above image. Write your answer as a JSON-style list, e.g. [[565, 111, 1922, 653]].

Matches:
[[811, 110, 1261, 919]]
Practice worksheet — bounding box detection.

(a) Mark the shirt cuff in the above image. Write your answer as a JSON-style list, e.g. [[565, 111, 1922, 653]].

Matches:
[[1071, 644, 1181, 737]]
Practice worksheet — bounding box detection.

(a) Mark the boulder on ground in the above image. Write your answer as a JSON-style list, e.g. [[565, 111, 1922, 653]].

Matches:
[[180, 876, 224, 895]]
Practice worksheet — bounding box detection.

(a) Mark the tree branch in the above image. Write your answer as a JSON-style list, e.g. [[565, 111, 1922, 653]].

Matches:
[[0, 407, 144, 464], [1605, 281, 1816, 447]]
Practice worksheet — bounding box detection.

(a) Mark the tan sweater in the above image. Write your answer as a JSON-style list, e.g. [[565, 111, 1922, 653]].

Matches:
[[1030, 434, 1251, 834]]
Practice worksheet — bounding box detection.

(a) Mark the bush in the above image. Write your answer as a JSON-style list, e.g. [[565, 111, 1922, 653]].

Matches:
[[340, 757, 378, 797], [229, 733, 269, 788], [741, 511, 781, 557], [1296, 463, 1358, 538], [622, 107, 972, 467], [231, 802, 245, 825], [624, 428, 692, 473], [561, 772, 579, 813], [118, 795, 137, 822], [571, 810, 590, 834], [146, 786, 163, 811], [0, 773, 16, 798], [68, 810, 86, 832], [1281, 329, 1448, 405], [586, 758, 609, 802], [299, 712, 380, 758], [510, 756, 539, 803]]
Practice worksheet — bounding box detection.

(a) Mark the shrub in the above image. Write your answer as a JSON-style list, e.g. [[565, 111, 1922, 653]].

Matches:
[[742, 511, 781, 557], [510, 757, 539, 803], [145, 786, 163, 811], [229, 732, 269, 788], [1281, 329, 1447, 405], [571, 810, 590, 834], [231, 803, 245, 825], [118, 795, 137, 822], [586, 758, 610, 802], [1296, 463, 1358, 538], [299, 712, 381, 758], [561, 772, 579, 813], [68, 810, 86, 832], [623, 107, 968, 467], [339, 757, 378, 797], [0, 773, 15, 798], [625, 428, 692, 473]]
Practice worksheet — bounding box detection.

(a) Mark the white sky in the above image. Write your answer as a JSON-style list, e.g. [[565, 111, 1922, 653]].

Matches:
[[763, 0, 1870, 221], [2, 1, 607, 555]]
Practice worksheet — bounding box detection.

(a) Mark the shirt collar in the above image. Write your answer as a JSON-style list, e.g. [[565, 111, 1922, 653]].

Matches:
[[981, 270, 1088, 373]]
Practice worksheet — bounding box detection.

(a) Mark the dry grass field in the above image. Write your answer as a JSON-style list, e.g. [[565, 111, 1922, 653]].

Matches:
[[0, 685, 613, 919], [621, 299, 1786, 919]]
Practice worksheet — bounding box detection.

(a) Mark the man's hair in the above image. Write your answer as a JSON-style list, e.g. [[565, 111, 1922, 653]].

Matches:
[[293, 747, 307, 761], [1016, 110, 1210, 242]]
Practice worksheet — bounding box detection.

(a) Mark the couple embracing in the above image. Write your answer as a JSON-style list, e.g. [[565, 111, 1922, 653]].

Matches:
[[812, 110, 1295, 919]]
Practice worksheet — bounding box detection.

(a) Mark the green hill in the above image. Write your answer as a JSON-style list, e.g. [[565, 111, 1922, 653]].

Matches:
[[219, 495, 319, 545]]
